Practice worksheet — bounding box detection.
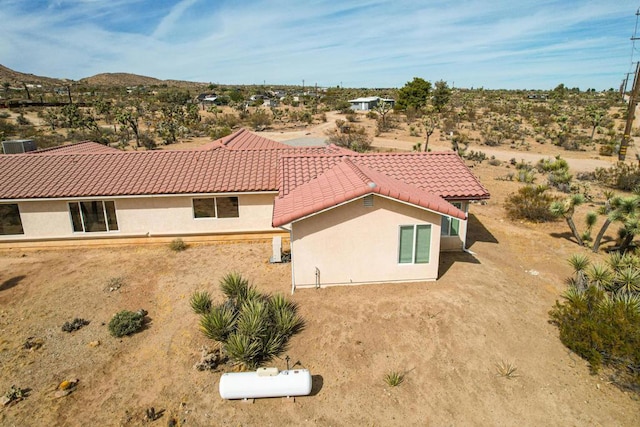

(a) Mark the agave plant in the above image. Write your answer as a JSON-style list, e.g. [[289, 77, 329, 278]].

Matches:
[[235, 299, 269, 337], [200, 304, 236, 342], [273, 306, 305, 338]]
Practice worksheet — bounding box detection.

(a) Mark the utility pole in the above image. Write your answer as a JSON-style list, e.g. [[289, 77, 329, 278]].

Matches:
[[620, 61, 640, 161]]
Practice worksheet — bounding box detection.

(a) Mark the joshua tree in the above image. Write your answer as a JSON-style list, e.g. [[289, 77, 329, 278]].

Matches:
[[550, 194, 586, 246]]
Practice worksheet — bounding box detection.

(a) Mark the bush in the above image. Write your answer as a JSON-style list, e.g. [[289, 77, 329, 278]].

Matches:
[[169, 238, 186, 252], [504, 185, 557, 222], [108, 309, 147, 337], [594, 163, 640, 191], [61, 318, 90, 333]]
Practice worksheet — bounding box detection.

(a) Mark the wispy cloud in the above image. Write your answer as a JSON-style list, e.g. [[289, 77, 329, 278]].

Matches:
[[0, 0, 637, 89]]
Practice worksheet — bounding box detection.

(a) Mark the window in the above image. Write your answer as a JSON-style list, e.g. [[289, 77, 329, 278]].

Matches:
[[441, 202, 463, 236], [0, 204, 24, 235], [69, 201, 119, 232], [193, 197, 239, 219], [398, 224, 431, 264]]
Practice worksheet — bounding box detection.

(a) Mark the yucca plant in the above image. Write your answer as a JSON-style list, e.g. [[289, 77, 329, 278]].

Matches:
[[384, 370, 405, 387], [613, 292, 640, 313], [613, 267, 640, 294], [220, 272, 253, 305], [562, 285, 586, 306], [235, 299, 269, 337], [586, 263, 613, 291], [273, 306, 305, 338], [268, 293, 297, 313], [200, 304, 236, 342], [190, 291, 212, 315], [224, 333, 262, 370], [568, 254, 590, 290]]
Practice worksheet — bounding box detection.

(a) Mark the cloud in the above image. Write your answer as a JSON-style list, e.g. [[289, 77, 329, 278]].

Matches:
[[0, 0, 637, 89]]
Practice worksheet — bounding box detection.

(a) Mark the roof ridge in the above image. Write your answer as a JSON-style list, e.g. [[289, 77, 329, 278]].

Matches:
[[342, 158, 374, 187]]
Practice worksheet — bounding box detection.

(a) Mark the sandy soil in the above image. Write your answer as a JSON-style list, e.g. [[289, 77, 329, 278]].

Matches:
[[1, 159, 639, 426]]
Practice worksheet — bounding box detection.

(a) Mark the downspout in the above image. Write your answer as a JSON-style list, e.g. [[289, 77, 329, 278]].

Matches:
[[279, 225, 295, 294]]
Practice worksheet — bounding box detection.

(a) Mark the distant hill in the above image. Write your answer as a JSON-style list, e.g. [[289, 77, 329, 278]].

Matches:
[[79, 72, 165, 87], [0, 64, 68, 87], [0, 64, 207, 89]]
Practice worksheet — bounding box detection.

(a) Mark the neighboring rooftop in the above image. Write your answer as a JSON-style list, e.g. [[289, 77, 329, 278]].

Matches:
[[26, 141, 120, 155]]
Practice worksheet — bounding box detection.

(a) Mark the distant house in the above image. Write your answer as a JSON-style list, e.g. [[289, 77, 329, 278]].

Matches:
[[348, 96, 395, 111], [0, 129, 489, 289]]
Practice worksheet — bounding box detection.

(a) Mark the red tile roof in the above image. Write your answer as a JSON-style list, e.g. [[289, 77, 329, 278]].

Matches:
[[272, 158, 467, 227], [272, 151, 489, 227], [197, 128, 291, 150], [26, 141, 121, 155]]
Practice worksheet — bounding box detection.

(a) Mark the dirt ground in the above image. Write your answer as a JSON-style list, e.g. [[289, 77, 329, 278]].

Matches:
[[2, 118, 640, 426]]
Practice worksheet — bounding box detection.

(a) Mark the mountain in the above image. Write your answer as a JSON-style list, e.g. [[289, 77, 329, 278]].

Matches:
[[78, 72, 165, 87], [0, 64, 68, 87]]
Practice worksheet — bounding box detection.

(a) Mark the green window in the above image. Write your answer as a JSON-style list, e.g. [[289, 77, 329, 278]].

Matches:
[[0, 204, 24, 235], [441, 202, 463, 237], [69, 201, 119, 232], [399, 224, 431, 264]]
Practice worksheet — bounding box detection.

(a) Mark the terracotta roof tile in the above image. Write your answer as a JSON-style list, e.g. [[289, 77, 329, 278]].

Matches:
[[272, 157, 470, 227], [26, 141, 121, 155]]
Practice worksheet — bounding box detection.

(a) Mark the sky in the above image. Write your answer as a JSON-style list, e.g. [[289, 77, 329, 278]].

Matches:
[[1, 0, 639, 90]]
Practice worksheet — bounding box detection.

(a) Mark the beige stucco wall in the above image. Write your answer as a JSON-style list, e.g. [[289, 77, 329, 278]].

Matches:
[[290, 195, 443, 288], [1, 193, 277, 242]]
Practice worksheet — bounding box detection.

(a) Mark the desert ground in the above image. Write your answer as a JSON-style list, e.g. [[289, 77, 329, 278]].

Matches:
[[1, 115, 640, 426]]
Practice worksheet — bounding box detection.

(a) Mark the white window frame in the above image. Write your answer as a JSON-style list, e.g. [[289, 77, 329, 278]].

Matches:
[[398, 224, 432, 264], [69, 200, 119, 233]]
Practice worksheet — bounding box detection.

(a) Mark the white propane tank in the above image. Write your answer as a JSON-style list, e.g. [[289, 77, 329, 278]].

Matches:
[[219, 368, 312, 399]]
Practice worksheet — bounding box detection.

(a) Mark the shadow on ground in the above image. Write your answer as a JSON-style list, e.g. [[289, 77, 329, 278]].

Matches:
[[439, 252, 481, 277], [466, 214, 498, 249], [0, 275, 26, 292]]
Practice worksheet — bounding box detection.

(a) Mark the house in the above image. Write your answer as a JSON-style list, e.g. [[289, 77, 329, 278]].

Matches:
[[348, 96, 395, 111], [0, 130, 489, 288], [272, 152, 488, 288]]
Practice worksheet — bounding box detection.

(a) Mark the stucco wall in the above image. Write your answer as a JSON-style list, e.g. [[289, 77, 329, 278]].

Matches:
[[1, 193, 277, 241], [291, 195, 443, 287]]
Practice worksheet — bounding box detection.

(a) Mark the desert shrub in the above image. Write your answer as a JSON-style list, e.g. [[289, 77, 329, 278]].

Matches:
[[190, 291, 212, 315], [169, 238, 186, 252], [196, 273, 304, 370], [345, 112, 358, 122], [366, 111, 378, 119], [465, 150, 486, 162], [325, 121, 372, 152], [61, 318, 90, 333], [488, 157, 502, 166], [516, 170, 536, 183], [247, 109, 272, 130], [504, 185, 557, 222], [0, 112, 10, 119], [16, 113, 30, 126], [108, 309, 147, 337], [550, 254, 640, 391], [599, 144, 615, 156], [594, 163, 640, 191], [209, 125, 232, 140]]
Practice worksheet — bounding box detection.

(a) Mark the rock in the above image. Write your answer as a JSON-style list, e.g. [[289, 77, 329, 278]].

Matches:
[[0, 395, 11, 406], [88, 340, 100, 347]]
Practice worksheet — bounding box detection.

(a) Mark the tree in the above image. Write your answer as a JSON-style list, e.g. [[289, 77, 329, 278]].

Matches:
[[325, 120, 372, 152], [116, 104, 144, 147], [396, 77, 431, 111], [422, 108, 439, 152], [550, 194, 586, 246], [374, 99, 394, 132], [584, 105, 607, 140], [432, 80, 451, 113]]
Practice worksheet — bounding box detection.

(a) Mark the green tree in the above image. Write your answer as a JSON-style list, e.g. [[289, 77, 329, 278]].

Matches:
[[422, 108, 439, 152], [432, 80, 451, 112], [396, 77, 431, 111]]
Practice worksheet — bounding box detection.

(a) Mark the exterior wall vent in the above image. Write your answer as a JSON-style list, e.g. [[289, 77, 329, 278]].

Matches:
[[363, 194, 374, 207]]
